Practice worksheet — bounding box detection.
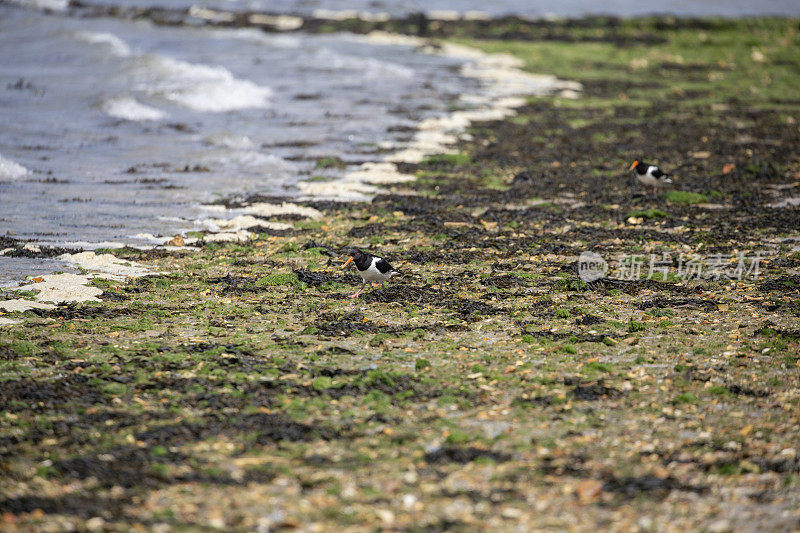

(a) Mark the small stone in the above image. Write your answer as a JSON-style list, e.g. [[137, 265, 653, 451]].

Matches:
[[402, 470, 418, 484], [86, 517, 105, 532], [402, 494, 417, 509], [208, 517, 225, 529], [707, 519, 732, 533], [375, 509, 395, 525], [575, 479, 603, 504], [780, 448, 796, 459], [739, 459, 760, 473]]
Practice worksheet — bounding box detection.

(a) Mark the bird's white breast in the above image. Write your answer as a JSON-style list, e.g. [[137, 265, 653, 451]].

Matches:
[[636, 166, 660, 186], [359, 257, 394, 282]]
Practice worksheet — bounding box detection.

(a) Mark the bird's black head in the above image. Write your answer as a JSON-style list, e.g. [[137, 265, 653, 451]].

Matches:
[[629, 159, 646, 172], [343, 249, 367, 269]]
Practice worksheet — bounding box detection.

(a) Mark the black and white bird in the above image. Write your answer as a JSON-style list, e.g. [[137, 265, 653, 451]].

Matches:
[[342, 249, 400, 299], [629, 159, 673, 195]]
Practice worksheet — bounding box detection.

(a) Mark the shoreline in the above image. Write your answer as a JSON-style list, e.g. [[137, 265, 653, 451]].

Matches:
[[1, 9, 580, 291]]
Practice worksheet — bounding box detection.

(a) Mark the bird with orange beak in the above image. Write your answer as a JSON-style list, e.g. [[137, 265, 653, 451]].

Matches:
[[342, 249, 400, 298], [629, 159, 673, 195]]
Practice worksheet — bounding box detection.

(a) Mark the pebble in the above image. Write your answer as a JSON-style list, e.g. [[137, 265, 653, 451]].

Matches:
[[575, 479, 603, 504], [402, 494, 417, 509], [85, 517, 105, 532], [707, 518, 732, 532], [780, 448, 796, 459]]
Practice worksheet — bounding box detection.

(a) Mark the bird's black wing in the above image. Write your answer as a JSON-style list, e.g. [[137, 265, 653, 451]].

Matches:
[[651, 167, 667, 178], [375, 258, 394, 274]]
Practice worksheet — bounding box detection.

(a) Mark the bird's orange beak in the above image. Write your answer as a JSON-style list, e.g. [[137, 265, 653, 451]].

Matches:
[[629, 160, 638, 170], [342, 256, 354, 268]]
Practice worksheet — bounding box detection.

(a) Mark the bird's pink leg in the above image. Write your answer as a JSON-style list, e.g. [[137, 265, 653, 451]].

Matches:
[[350, 282, 365, 299]]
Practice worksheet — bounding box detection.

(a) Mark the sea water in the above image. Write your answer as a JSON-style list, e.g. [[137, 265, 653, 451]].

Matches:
[[0, 1, 476, 286]]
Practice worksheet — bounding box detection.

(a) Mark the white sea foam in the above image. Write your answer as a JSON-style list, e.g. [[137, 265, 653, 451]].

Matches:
[[39, 241, 126, 250], [204, 132, 255, 150], [165, 77, 271, 112], [247, 14, 304, 31], [199, 204, 228, 213], [75, 31, 131, 57], [313, 48, 413, 78], [312, 9, 390, 22], [312, 9, 359, 20], [209, 151, 293, 178], [244, 202, 323, 220], [429, 10, 461, 21], [131, 233, 172, 245], [305, 30, 582, 199], [0, 252, 154, 312], [299, 161, 416, 201], [188, 5, 235, 23], [0, 299, 55, 313], [464, 11, 492, 21], [297, 180, 375, 201], [218, 28, 301, 48], [204, 215, 293, 232], [204, 231, 252, 243], [58, 251, 155, 280], [0, 154, 29, 180], [102, 96, 166, 121], [6, 0, 67, 11], [130, 55, 272, 112]]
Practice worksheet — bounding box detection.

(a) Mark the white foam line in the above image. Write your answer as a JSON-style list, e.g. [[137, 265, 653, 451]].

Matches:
[[205, 215, 293, 232], [75, 31, 132, 57], [248, 13, 304, 31], [312, 9, 391, 22], [0, 299, 55, 313], [102, 96, 166, 121], [57, 251, 156, 280], [298, 161, 415, 201], [0, 252, 158, 316], [0, 153, 30, 180], [243, 202, 323, 220], [34, 241, 127, 250], [6, 0, 67, 12], [203, 231, 253, 243], [297, 31, 581, 201], [11, 273, 104, 306], [130, 54, 273, 112], [132, 233, 173, 245]]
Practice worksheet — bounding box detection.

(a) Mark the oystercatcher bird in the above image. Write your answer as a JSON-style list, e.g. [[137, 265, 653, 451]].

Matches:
[[629, 159, 673, 195], [342, 249, 400, 298]]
